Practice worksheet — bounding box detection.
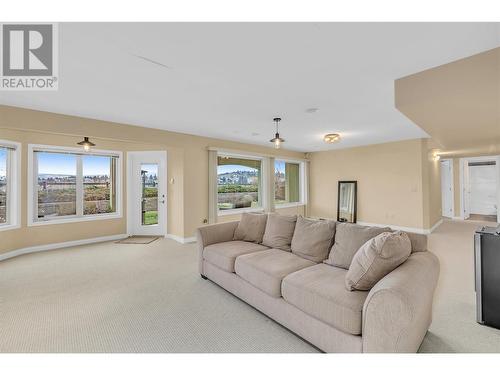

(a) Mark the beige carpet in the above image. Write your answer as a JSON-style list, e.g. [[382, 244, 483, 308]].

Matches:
[[1, 219, 499, 352]]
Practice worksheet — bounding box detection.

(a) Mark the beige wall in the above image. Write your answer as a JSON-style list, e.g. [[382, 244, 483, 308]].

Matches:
[[395, 47, 500, 156], [0, 105, 305, 254], [308, 138, 441, 230]]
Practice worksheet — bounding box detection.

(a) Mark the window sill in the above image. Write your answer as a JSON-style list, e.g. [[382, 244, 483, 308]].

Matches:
[[28, 213, 122, 227], [275, 202, 305, 209], [217, 207, 264, 216], [0, 223, 21, 232]]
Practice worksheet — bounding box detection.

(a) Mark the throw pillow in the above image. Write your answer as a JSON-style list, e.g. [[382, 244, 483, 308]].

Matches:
[[345, 231, 412, 291]]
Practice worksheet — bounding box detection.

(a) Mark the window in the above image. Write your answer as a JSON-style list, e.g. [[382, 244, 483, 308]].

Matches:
[[217, 155, 262, 212], [83, 155, 117, 215], [0, 147, 9, 225], [0, 140, 20, 231], [274, 160, 303, 206], [30, 145, 121, 225]]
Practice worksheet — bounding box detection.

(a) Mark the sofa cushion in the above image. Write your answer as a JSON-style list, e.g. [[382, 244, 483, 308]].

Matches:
[[233, 212, 268, 243], [291, 217, 336, 262], [203, 241, 269, 272], [325, 223, 391, 269], [345, 231, 412, 291], [282, 264, 369, 335], [404, 231, 427, 253], [235, 249, 315, 297], [262, 213, 297, 251]]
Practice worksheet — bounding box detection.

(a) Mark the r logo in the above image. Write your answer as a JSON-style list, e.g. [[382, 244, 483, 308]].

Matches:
[[2, 24, 53, 76]]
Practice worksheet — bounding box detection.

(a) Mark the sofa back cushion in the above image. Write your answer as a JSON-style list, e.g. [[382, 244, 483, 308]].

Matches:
[[345, 231, 412, 291], [233, 212, 268, 243], [325, 223, 391, 269], [262, 213, 297, 251], [404, 231, 427, 252], [291, 216, 336, 262]]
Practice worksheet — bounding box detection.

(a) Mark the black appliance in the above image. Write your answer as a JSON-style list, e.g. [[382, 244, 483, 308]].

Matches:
[[475, 224, 500, 329]]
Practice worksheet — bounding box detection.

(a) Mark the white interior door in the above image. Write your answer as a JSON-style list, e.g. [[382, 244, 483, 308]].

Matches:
[[462, 159, 471, 219], [440, 160, 453, 218], [128, 151, 167, 236], [469, 163, 497, 215]]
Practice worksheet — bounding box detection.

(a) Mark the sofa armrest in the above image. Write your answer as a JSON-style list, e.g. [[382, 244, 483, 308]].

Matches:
[[362, 251, 440, 353], [196, 221, 239, 275]]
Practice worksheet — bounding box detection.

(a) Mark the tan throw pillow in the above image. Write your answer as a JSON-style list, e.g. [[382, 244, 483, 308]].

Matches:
[[262, 214, 297, 251], [291, 216, 336, 262], [345, 231, 411, 291], [325, 223, 391, 269], [233, 212, 268, 243]]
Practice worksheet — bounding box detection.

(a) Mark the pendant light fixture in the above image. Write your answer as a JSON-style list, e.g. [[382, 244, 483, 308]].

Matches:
[[77, 137, 96, 152], [270, 117, 285, 149]]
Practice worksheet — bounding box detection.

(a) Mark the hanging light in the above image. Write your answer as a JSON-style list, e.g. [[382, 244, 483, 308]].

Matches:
[[77, 137, 96, 152], [270, 117, 285, 149]]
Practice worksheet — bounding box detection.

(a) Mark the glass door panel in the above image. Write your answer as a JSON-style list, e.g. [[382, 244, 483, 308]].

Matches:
[[141, 163, 159, 226]]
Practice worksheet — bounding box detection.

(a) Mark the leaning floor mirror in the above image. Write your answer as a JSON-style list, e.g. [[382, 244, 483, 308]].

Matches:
[[337, 181, 357, 223]]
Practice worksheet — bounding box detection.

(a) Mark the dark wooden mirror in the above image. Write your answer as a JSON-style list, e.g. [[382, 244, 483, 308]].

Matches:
[[337, 181, 357, 223]]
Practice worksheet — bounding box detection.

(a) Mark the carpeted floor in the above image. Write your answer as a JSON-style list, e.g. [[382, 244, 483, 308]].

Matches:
[[1, 219, 500, 352]]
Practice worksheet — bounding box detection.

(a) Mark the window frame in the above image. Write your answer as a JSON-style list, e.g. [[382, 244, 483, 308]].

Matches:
[[0, 139, 21, 232], [216, 152, 266, 216], [274, 158, 307, 208], [28, 144, 122, 226]]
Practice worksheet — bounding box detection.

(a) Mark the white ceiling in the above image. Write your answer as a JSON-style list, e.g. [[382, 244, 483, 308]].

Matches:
[[1, 23, 499, 152]]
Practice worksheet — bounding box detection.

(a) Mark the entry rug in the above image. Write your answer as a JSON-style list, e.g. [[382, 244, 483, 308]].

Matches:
[[116, 236, 160, 244]]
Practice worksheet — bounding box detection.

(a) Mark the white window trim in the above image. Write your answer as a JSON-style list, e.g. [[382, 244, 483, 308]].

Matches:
[[274, 158, 307, 208], [0, 139, 21, 232], [27, 144, 123, 227], [216, 151, 266, 216]]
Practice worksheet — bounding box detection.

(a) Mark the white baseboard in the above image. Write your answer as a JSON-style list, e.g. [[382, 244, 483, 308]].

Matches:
[[167, 234, 197, 244], [0, 234, 128, 262], [429, 219, 444, 233], [357, 219, 443, 235]]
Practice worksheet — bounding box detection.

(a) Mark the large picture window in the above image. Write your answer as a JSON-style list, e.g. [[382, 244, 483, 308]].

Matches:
[[274, 160, 303, 206], [30, 146, 121, 225], [0, 140, 20, 231], [217, 155, 262, 212]]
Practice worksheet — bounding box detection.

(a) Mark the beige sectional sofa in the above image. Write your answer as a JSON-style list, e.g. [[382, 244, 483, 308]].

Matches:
[[196, 215, 439, 353]]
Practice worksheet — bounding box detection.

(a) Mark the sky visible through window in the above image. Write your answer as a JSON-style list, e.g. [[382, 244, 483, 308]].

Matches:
[[37, 153, 112, 176], [0, 148, 6, 177]]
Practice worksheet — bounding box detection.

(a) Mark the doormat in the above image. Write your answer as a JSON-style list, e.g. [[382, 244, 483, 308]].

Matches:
[[116, 236, 160, 244]]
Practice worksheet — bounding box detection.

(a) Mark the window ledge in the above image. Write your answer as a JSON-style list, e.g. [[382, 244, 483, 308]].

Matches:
[[0, 223, 21, 232], [217, 207, 264, 216], [28, 213, 122, 227], [275, 202, 305, 209]]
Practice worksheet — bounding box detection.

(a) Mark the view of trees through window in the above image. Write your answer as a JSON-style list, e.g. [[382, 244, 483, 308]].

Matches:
[[217, 156, 261, 211], [83, 155, 116, 215], [37, 152, 77, 219], [274, 160, 300, 204], [141, 164, 158, 225], [0, 148, 7, 224], [36, 151, 117, 220]]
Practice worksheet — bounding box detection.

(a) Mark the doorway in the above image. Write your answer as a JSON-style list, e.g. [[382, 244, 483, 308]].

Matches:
[[460, 156, 499, 223], [440, 159, 454, 218], [127, 151, 167, 236]]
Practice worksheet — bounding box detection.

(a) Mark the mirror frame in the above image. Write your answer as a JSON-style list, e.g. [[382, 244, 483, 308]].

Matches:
[[337, 180, 357, 223]]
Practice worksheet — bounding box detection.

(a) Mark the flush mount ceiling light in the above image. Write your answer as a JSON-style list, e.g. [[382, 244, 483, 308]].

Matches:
[[270, 117, 285, 149], [77, 137, 96, 152], [323, 133, 340, 143]]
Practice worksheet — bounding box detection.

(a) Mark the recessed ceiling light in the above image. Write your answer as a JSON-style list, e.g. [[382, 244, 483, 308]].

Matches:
[[305, 108, 319, 113], [251, 132, 260, 136], [323, 133, 340, 143]]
